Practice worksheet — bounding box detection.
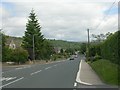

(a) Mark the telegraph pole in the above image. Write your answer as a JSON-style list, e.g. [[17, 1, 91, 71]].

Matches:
[[87, 29, 90, 61], [33, 35, 35, 61]]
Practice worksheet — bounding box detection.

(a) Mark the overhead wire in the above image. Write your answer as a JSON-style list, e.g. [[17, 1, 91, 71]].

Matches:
[[94, 0, 117, 30]]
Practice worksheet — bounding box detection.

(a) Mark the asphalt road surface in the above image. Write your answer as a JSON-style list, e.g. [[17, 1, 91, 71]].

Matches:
[[1, 56, 82, 88]]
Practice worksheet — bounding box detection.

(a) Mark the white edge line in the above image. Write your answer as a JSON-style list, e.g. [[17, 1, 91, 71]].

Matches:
[[0, 77, 24, 88], [76, 60, 92, 86]]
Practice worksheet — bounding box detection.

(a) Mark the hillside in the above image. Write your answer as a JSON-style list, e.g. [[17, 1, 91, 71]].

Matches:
[[48, 39, 82, 49], [5, 36, 82, 49]]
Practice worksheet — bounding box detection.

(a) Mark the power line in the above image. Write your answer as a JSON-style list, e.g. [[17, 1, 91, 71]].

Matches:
[[94, 0, 116, 30]]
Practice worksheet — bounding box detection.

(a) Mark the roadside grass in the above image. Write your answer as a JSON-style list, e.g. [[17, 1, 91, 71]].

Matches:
[[89, 59, 119, 86]]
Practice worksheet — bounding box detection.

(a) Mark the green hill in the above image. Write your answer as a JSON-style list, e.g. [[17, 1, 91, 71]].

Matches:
[[5, 36, 82, 50]]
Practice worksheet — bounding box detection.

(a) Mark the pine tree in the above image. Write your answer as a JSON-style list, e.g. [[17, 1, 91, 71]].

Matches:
[[22, 9, 44, 60]]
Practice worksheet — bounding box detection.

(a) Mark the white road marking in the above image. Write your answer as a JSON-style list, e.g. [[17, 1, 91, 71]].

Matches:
[[54, 65, 57, 67], [15, 66, 31, 70], [0, 77, 16, 82], [0, 77, 24, 88], [45, 67, 51, 70], [31, 70, 42, 75], [74, 82, 77, 87], [76, 60, 92, 85]]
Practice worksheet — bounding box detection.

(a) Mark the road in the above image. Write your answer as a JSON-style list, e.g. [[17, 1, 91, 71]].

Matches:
[[1, 56, 81, 88], [1, 55, 118, 89]]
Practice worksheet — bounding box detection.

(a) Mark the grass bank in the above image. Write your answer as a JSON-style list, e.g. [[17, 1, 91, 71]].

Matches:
[[89, 59, 119, 86]]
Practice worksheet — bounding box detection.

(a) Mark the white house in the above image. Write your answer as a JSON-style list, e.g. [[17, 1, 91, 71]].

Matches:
[[9, 40, 16, 49]]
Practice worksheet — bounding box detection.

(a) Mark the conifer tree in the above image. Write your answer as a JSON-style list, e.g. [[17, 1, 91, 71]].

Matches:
[[22, 9, 44, 60]]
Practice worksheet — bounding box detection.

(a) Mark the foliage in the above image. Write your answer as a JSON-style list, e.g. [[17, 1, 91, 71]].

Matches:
[[101, 31, 119, 64], [2, 47, 13, 62], [89, 43, 101, 57], [38, 39, 54, 60], [94, 53, 102, 61], [90, 59, 119, 85], [49, 39, 81, 51], [79, 43, 87, 54], [65, 48, 75, 55], [92, 32, 112, 42], [22, 9, 45, 60], [2, 47, 28, 63], [12, 48, 29, 64]]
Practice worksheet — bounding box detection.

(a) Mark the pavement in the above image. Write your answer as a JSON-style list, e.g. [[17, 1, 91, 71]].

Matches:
[[76, 59, 104, 85]]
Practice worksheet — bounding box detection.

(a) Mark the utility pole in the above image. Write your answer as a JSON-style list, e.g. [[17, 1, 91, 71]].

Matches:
[[87, 29, 90, 61], [33, 35, 35, 61], [0, 28, 2, 63]]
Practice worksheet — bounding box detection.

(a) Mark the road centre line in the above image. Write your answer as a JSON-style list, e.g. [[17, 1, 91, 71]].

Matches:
[[0, 77, 24, 88], [76, 60, 92, 85], [15, 67, 23, 70], [74, 82, 77, 87], [31, 70, 42, 76], [53, 64, 57, 67], [45, 67, 51, 70]]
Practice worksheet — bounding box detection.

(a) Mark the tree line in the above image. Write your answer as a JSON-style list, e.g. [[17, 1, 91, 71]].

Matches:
[[80, 31, 119, 65]]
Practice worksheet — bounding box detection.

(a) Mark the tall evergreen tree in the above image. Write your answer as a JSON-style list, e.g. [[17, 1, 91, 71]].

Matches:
[[22, 9, 44, 60]]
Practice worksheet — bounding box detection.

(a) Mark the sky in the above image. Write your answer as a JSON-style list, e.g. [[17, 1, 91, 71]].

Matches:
[[0, 0, 119, 42]]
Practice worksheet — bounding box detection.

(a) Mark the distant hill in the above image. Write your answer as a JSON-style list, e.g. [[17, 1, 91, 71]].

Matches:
[[5, 36, 82, 49], [48, 39, 82, 49]]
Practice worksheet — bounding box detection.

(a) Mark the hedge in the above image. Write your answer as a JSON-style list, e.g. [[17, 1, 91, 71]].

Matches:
[[101, 31, 119, 65]]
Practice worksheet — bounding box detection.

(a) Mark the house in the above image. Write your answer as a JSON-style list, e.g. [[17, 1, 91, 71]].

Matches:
[[54, 47, 61, 54], [9, 40, 16, 49]]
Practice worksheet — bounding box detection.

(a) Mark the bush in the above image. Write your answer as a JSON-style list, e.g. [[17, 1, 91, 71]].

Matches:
[[101, 31, 119, 65], [94, 54, 102, 61], [3, 47, 28, 64], [2, 47, 13, 62], [12, 48, 29, 64]]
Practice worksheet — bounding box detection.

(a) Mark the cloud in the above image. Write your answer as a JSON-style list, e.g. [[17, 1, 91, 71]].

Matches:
[[1, 0, 118, 42]]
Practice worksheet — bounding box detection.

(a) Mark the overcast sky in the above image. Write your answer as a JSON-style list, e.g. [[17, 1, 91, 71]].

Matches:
[[0, 0, 118, 42]]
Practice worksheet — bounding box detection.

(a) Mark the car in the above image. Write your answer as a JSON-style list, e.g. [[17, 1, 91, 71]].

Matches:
[[69, 55, 75, 60], [75, 55, 78, 58]]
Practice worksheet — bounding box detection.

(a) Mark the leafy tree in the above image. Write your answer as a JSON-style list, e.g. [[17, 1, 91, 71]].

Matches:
[[38, 39, 54, 60], [22, 9, 44, 60], [80, 43, 87, 54], [101, 31, 119, 64], [92, 32, 112, 43], [60, 49, 64, 54], [1, 33, 7, 62]]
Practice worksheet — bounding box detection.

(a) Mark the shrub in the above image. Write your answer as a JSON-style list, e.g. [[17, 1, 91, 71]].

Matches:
[[94, 54, 102, 61], [2, 47, 13, 62], [12, 48, 29, 64]]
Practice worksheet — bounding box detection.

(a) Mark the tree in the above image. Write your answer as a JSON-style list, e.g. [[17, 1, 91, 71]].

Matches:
[[92, 32, 112, 43], [60, 49, 64, 54], [1, 33, 7, 62], [80, 43, 87, 54], [22, 9, 44, 60]]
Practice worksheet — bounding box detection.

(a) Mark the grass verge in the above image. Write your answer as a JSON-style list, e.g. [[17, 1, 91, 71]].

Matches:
[[89, 59, 119, 86]]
